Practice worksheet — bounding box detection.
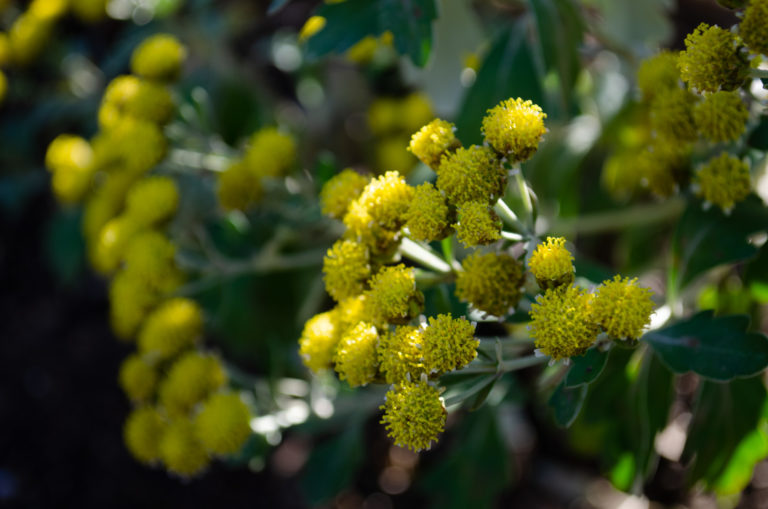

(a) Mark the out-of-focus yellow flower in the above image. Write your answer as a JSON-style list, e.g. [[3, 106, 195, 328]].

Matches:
[[195, 392, 252, 456], [217, 160, 263, 210], [9, 13, 54, 65], [528, 237, 574, 289], [636, 51, 680, 101], [378, 325, 425, 384], [368, 97, 400, 136], [244, 127, 296, 178], [82, 171, 137, 247], [529, 286, 599, 360], [299, 310, 341, 373], [138, 298, 203, 361], [650, 87, 698, 143], [124, 406, 166, 464], [399, 92, 435, 135], [69, 0, 108, 23], [380, 380, 445, 452], [408, 118, 462, 170], [159, 419, 210, 477], [365, 264, 424, 324], [118, 354, 158, 402], [592, 276, 654, 340], [678, 23, 749, 92], [320, 168, 369, 219], [323, 239, 371, 302], [740, 0, 768, 56], [422, 314, 477, 374], [109, 269, 161, 340], [121, 229, 183, 293], [404, 182, 451, 242], [131, 34, 187, 82], [299, 16, 326, 42], [482, 97, 547, 162], [124, 176, 179, 227], [454, 201, 502, 247], [45, 134, 95, 204], [375, 136, 417, 176], [334, 321, 379, 387], [637, 142, 688, 198], [28, 0, 68, 20], [92, 215, 142, 274], [694, 152, 751, 213], [437, 145, 504, 206], [693, 90, 748, 143], [92, 118, 168, 175], [159, 352, 227, 417], [456, 252, 524, 317], [98, 76, 174, 129]]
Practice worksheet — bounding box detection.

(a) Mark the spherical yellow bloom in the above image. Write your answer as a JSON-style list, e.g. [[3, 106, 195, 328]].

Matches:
[[124, 406, 166, 464], [678, 23, 749, 92], [125, 176, 179, 227], [693, 90, 748, 143], [323, 239, 371, 302], [408, 119, 461, 169], [529, 286, 599, 360], [482, 98, 547, 162], [28, 0, 68, 20], [131, 34, 187, 82], [345, 35, 380, 64], [82, 172, 136, 247], [217, 160, 263, 210], [159, 352, 227, 417], [92, 118, 168, 175], [376, 136, 417, 176], [69, 0, 108, 23], [592, 276, 654, 340], [378, 325, 425, 384], [636, 51, 680, 101], [637, 142, 688, 198], [45, 134, 95, 204], [109, 270, 160, 340], [601, 150, 644, 200], [138, 298, 203, 361], [399, 92, 435, 134], [356, 171, 414, 230], [320, 169, 370, 219], [456, 252, 524, 317], [454, 201, 502, 247], [368, 97, 400, 136], [741, 0, 768, 55], [694, 152, 751, 212], [528, 237, 575, 289], [335, 294, 374, 332], [334, 321, 380, 387], [8, 13, 53, 66], [98, 76, 174, 129], [404, 182, 451, 242], [159, 419, 210, 477], [380, 381, 446, 452], [121, 230, 183, 293], [342, 197, 400, 254], [437, 145, 505, 206], [118, 354, 158, 402], [299, 311, 341, 373], [92, 215, 142, 274], [365, 264, 424, 323], [422, 314, 478, 374], [244, 127, 296, 178], [650, 87, 698, 143], [195, 392, 252, 456]]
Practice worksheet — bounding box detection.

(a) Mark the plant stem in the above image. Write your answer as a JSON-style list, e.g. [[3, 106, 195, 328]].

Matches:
[[751, 69, 768, 79], [501, 231, 524, 242], [399, 237, 453, 273], [550, 196, 685, 236], [456, 354, 548, 375], [169, 148, 233, 172], [513, 165, 534, 228], [494, 198, 527, 234]]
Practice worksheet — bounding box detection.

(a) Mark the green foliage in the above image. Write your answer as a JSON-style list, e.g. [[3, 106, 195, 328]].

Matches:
[[549, 381, 588, 427], [45, 208, 85, 285], [564, 346, 608, 388], [748, 114, 768, 150]]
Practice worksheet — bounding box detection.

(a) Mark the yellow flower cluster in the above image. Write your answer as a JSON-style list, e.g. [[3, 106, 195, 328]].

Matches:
[[740, 0, 768, 55], [131, 34, 187, 82], [320, 168, 370, 219], [404, 182, 452, 242], [636, 51, 680, 101], [454, 201, 502, 248], [678, 23, 749, 92], [437, 145, 505, 206], [408, 119, 461, 169], [693, 91, 748, 143], [649, 87, 698, 143], [694, 152, 752, 213]]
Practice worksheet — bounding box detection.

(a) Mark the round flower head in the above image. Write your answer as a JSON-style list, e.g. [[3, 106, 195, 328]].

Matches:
[[482, 98, 547, 162], [124, 406, 166, 464], [118, 354, 158, 402], [408, 119, 461, 169], [436, 145, 505, 205], [217, 160, 263, 211], [159, 352, 227, 417], [320, 169, 370, 219], [299, 310, 341, 373], [404, 182, 452, 242], [650, 87, 698, 143], [678, 23, 749, 92], [456, 252, 524, 317], [69, 0, 108, 23], [45, 134, 95, 204], [422, 314, 478, 374], [592, 276, 654, 340], [82, 171, 137, 246], [124, 176, 179, 227], [342, 197, 400, 254], [323, 239, 371, 302], [740, 0, 768, 55], [356, 171, 415, 231], [380, 380, 446, 452], [335, 294, 375, 332], [693, 90, 748, 143], [195, 392, 251, 456], [8, 13, 54, 66], [159, 419, 210, 477], [637, 142, 688, 198], [98, 75, 174, 129], [93, 118, 168, 175], [365, 264, 424, 324], [368, 97, 399, 136], [92, 215, 142, 274], [528, 237, 575, 289], [130, 34, 186, 82], [529, 286, 599, 360], [694, 152, 751, 212], [138, 298, 203, 361], [378, 325, 425, 384], [109, 270, 160, 340], [454, 201, 502, 247], [636, 51, 680, 101], [244, 127, 297, 178], [334, 322, 380, 387], [122, 231, 183, 293], [399, 92, 435, 134]]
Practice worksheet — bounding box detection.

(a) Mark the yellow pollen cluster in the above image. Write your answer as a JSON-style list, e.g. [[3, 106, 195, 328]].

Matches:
[[322, 239, 371, 302], [437, 145, 505, 205], [456, 252, 525, 317], [98, 75, 174, 129], [693, 91, 748, 143], [694, 152, 752, 212], [741, 0, 768, 55], [124, 176, 179, 227], [529, 286, 599, 360], [124, 406, 165, 464], [528, 237, 575, 289], [118, 354, 158, 402], [244, 127, 297, 178], [678, 23, 749, 92], [355, 171, 414, 231], [158, 419, 210, 477], [121, 231, 183, 293], [138, 298, 203, 361], [592, 276, 655, 339], [44, 134, 95, 204], [380, 381, 446, 452], [365, 264, 424, 323], [298, 310, 341, 373], [636, 51, 680, 101], [404, 182, 451, 242], [482, 97, 547, 162], [159, 352, 227, 417], [320, 169, 370, 219], [422, 314, 478, 374], [408, 119, 461, 169], [650, 87, 698, 143], [454, 201, 502, 247], [334, 322, 380, 387], [378, 326, 426, 384], [194, 392, 252, 456], [130, 33, 187, 82]]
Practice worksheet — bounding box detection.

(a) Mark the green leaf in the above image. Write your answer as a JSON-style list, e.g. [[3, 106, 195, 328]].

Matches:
[[455, 24, 544, 146], [549, 381, 587, 427], [300, 423, 365, 506], [45, 208, 85, 285], [713, 421, 768, 495], [565, 347, 608, 388], [644, 310, 768, 381], [749, 115, 768, 150], [378, 0, 437, 67]]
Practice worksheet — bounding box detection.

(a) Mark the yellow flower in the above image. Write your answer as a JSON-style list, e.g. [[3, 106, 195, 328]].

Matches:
[[334, 321, 380, 387], [323, 239, 371, 302], [592, 276, 654, 339], [299, 15, 326, 42], [109, 270, 161, 340], [408, 119, 461, 169], [636, 51, 681, 101], [118, 354, 158, 402], [356, 171, 414, 231], [693, 90, 748, 143], [368, 97, 400, 136], [299, 310, 341, 373], [320, 169, 370, 219], [741, 0, 768, 55], [456, 252, 524, 317], [422, 314, 478, 374], [694, 152, 751, 212], [380, 380, 446, 452], [28, 0, 68, 20], [482, 97, 547, 162], [335, 294, 374, 332], [528, 237, 575, 289], [365, 264, 424, 323], [130, 34, 187, 82], [601, 150, 644, 200], [159, 352, 227, 417], [159, 419, 210, 477], [399, 92, 435, 134], [678, 23, 749, 92], [92, 215, 142, 274], [122, 231, 183, 293], [69, 0, 108, 23], [436, 145, 505, 205], [92, 118, 168, 175], [378, 325, 425, 384], [217, 160, 263, 211], [195, 392, 251, 456], [124, 406, 166, 464], [650, 87, 698, 143], [83, 171, 137, 246], [404, 182, 451, 242], [244, 127, 296, 178], [138, 298, 203, 361], [124, 176, 179, 227], [342, 197, 400, 254], [454, 201, 502, 247], [529, 286, 599, 360], [8, 13, 53, 66], [45, 134, 95, 204], [98, 75, 174, 129], [637, 142, 688, 198]]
